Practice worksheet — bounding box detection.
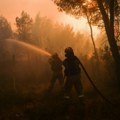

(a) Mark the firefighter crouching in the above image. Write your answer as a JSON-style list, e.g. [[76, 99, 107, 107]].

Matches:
[[63, 47, 84, 99]]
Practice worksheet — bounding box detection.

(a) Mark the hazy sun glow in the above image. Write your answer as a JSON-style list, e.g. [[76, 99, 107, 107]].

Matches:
[[88, 0, 91, 2], [60, 14, 100, 39], [0, 0, 100, 38]]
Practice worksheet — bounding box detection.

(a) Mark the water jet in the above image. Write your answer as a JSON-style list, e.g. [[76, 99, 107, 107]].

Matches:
[[7, 39, 51, 57]]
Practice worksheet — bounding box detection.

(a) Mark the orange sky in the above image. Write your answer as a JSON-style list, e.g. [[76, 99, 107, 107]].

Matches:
[[0, 0, 60, 26], [0, 0, 100, 37]]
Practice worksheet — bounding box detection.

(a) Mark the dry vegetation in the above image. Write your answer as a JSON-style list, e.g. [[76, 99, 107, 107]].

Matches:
[[0, 39, 120, 120]]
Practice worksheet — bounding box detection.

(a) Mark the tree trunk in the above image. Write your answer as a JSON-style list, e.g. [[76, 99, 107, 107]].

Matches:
[[97, 0, 120, 81], [86, 13, 99, 61]]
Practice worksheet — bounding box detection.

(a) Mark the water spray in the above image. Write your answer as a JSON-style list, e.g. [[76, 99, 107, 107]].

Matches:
[[7, 39, 52, 57], [6, 39, 113, 104], [7, 39, 52, 93]]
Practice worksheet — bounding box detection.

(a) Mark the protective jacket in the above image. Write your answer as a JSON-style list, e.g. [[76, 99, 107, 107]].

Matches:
[[49, 57, 62, 72], [63, 55, 81, 76]]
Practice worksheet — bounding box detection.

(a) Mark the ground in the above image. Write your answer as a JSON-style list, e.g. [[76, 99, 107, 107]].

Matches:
[[0, 39, 120, 120]]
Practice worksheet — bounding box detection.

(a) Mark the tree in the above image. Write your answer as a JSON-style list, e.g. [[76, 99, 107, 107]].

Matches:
[[0, 16, 12, 40], [53, 0, 120, 81], [97, 0, 120, 81], [15, 11, 33, 42], [114, 1, 120, 41], [83, 5, 99, 61], [53, 0, 101, 61], [32, 13, 42, 46]]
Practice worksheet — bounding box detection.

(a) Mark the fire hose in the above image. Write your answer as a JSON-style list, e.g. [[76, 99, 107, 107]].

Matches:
[[79, 61, 114, 105]]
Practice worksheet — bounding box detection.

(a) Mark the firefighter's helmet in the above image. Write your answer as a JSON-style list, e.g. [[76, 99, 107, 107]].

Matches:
[[65, 47, 74, 57], [52, 53, 58, 58], [65, 47, 74, 54]]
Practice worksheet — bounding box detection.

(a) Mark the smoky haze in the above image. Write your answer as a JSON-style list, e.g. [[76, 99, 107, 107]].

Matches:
[[0, 0, 69, 30], [0, 13, 97, 96], [0, 1, 119, 119], [0, 14, 117, 95]]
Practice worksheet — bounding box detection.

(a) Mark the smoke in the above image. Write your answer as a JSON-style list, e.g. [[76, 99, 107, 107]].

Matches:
[[32, 15, 93, 59], [0, 15, 94, 94], [0, 12, 118, 99]]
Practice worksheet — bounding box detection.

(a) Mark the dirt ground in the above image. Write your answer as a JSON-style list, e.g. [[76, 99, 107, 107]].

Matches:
[[0, 40, 120, 120], [0, 60, 120, 120]]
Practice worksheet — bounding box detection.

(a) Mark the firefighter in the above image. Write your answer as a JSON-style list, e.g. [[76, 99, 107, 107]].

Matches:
[[63, 47, 84, 99], [48, 53, 64, 93]]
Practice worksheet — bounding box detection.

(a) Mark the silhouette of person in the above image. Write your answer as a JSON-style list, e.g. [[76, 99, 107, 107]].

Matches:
[[48, 53, 64, 93], [63, 47, 84, 99]]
